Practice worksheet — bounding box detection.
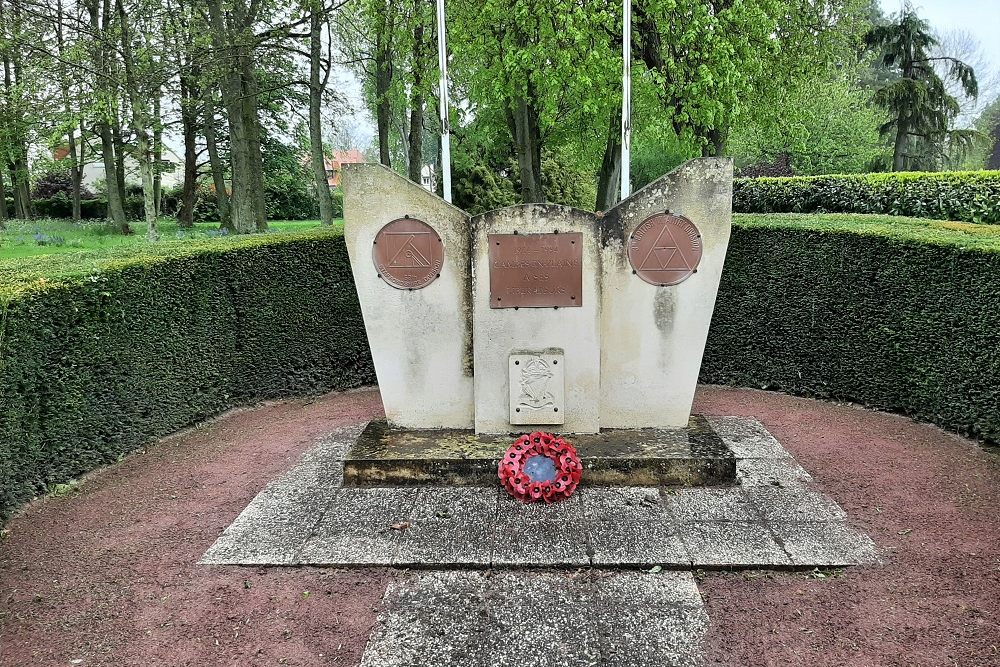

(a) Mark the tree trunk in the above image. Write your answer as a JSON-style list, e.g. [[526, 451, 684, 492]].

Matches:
[[153, 94, 162, 217], [509, 88, 544, 203], [596, 108, 622, 211], [56, 0, 82, 221], [309, 9, 335, 226], [207, 0, 266, 233], [373, 3, 395, 167], [203, 96, 231, 228], [0, 167, 6, 227], [178, 84, 198, 228], [117, 0, 158, 241], [84, 0, 129, 233], [893, 116, 909, 171], [407, 0, 428, 184]]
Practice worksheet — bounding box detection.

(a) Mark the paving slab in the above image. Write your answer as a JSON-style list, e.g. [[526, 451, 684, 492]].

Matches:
[[394, 517, 495, 567], [736, 457, 812, 487], [681, 521, 791, 568], [666, 488, 758, 523], [492, 520, 591, 567], [592, 571, 708, 667], [358, 571, 708, 667], [771, 521, 880, 567], [589, 520, 689, 567], [746, 486, 848, 523], [706, 416, 790, 458], [578, 487, 669, 521]]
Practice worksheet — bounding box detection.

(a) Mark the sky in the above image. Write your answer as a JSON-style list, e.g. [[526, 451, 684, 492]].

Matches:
[[880, 0, 1000, 73]]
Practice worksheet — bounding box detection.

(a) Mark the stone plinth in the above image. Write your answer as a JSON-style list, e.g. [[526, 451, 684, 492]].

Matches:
[[343, 417, 736, 488]]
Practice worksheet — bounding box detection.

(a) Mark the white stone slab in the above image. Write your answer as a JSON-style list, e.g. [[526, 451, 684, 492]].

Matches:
[[599, 158, 733, 428], [509, 350, 566, 425], [343, 163, 475, 429], [472, 205, 602, 433]]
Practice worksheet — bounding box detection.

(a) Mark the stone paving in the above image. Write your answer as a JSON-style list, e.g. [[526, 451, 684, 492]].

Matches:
[[358, 570, 709, 667], [201, 417, 879, 666], [201, 417, 877, 569]]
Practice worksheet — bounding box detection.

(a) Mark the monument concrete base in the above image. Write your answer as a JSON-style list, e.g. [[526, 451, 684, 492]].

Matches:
[[342, 417, 736, 488]]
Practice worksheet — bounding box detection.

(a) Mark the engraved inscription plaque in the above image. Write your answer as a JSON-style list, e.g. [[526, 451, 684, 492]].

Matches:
[[627, 213, 702, 286], [372, 217, 444, 290], [509, 351, 566, 425], [489, 232, 583, 308]]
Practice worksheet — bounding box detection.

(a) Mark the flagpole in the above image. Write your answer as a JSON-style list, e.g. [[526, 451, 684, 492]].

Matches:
[[620, 0, 631, 200], [436, 0, 452, 203]]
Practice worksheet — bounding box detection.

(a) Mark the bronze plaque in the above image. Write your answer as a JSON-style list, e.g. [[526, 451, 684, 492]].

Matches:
[[489, 232, 583, 308], [627, 213, 702, 286], [372, 217, 444, 290]]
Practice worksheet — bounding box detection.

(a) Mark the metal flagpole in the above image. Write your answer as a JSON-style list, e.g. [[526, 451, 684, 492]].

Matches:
[[436, 0, 452, 203], [620, 0, 631, 200]]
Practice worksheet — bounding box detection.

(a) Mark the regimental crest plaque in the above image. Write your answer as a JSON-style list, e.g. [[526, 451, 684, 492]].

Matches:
[[509, 351, 565, 425], [372, 217, 444, 290], [489, 232, 583, 308], [627, 213, 703, 286]]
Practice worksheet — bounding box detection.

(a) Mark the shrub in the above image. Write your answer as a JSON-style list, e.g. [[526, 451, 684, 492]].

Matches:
[[33, 196, 108, 220], [31, 169, 95, 201], [701, 214, 1000, 445], [0, 228, 374, 523], [733, 171, 1000, 224]]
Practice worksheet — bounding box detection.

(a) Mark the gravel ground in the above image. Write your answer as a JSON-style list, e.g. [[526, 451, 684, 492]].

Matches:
[[1, 386, 997, 666]]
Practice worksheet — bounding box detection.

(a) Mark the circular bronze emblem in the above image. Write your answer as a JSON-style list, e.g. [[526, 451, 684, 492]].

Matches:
[[372, 217, 444, 290], [627, 213, 702, 286]]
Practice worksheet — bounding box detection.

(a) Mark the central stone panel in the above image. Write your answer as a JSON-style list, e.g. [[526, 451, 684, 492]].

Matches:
[[472, 205, 602, 434]]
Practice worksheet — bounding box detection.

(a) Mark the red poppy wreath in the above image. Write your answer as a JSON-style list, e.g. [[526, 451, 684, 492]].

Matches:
[[498, 432, 583, 503]]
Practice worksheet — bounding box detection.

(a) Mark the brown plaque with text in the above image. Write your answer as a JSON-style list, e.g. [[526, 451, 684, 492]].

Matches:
[[372, 217, 444, 290], [489, 232, 583, 308], [627, 213, 702, 286]]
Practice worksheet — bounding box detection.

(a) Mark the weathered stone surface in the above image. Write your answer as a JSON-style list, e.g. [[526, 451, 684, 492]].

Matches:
[[360, 572, 490, 667], [593, 572, 708, 666], [599, 159, 733, 429], [681, 521, 791, 568], [472, 205, 603, 434], [771, 521, 879, 566], [705, 416, 790, 458], [746, 486, 848, 523], [589, 520, 689, 566], [736, 457, 812, 487], [359, 571, 708, 667], [203, 417, 876, 570], [485, 571, 602, 667], [343, 163, 474, 430], [491, 519, 591, 567], [343, 418, 736, 487], [666, 488, 758, 523]]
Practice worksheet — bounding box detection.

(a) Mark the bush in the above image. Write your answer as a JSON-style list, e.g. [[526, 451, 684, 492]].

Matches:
[[31, 169, 95, 201], [33, 196, 108, 220], [701, 214, 1000, 445], [734, 171, 1000, 224], [0, 229, 374, 523]]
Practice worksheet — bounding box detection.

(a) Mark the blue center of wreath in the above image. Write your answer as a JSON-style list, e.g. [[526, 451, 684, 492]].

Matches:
[[522, 455, 558, 482]]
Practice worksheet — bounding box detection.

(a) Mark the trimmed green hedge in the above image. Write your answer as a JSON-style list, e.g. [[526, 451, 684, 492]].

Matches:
[[734, 171, 1000, 224], [702, 214, 1000, 444], [2, 214, 999, 523], [0, 228, 374, 522]]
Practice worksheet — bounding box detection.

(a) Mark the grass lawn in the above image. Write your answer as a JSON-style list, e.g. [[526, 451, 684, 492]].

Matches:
[[0, 218, 330, 260]]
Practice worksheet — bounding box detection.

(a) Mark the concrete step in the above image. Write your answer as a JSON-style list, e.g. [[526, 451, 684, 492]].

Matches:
[[343, 417, 736, 488]]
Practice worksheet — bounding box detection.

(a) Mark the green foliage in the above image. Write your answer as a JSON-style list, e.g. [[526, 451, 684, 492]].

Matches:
[[728, 63, 889, 175], [864, 7, 979, 170], [702, 212, 1000, 445], [262, 135, 319, 221], [734, 171, 1000, 223], [0, 228, 374, 523]]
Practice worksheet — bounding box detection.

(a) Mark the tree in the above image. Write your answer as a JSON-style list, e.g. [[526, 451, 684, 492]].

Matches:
[[864, 4, 978, 171]]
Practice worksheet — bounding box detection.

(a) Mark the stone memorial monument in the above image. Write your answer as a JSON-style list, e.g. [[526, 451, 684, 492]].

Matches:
[[341, 159, 736, 487]]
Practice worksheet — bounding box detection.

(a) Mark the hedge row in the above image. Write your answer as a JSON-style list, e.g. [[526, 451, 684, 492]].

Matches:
[[2, 215, 999, 522], [0, 229, 375, 523], [702, 214, 1000, 444], [733, 171, 1000, 224]]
